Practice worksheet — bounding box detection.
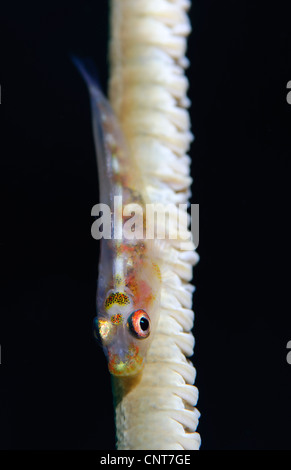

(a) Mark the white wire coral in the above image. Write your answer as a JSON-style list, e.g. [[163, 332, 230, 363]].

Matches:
[[108, 0, 200, 450]]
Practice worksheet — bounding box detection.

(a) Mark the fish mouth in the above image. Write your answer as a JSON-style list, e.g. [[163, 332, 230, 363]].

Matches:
[[108, 344, 144, 376]]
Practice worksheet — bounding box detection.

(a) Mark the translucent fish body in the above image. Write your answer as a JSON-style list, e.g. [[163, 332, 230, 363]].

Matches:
[[75, 59, 162, 376]]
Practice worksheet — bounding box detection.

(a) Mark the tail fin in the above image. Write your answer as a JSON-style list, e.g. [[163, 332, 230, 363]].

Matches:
[[71, 54, 102, 93], [71, 55, 127, 207]]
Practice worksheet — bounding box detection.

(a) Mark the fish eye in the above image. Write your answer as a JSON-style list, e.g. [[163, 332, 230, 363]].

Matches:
[[92, 316, 100, 341], [127, 309, 150, 339]]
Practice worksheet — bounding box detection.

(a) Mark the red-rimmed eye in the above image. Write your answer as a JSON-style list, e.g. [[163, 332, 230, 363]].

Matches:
[[127, 310, 150, 339]]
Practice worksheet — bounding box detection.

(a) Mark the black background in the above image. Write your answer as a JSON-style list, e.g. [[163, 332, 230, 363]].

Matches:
[[0, 0, 290, 450]]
